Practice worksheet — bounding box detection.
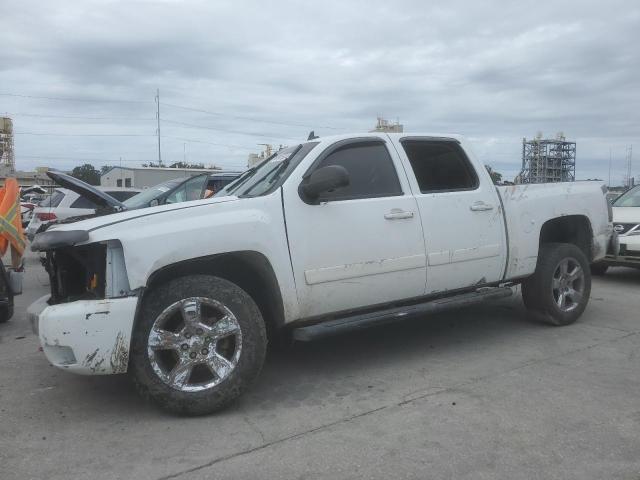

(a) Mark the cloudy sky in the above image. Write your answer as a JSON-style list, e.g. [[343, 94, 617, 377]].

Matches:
[[1, 0, 639, 182]]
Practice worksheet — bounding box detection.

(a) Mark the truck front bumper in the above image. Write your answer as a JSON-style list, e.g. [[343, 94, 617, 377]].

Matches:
[[28, 295, 139, 375]]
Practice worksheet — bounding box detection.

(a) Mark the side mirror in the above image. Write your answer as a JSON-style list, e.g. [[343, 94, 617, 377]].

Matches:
[[149, 199, 159, 207], [299, 165, 349, 203]]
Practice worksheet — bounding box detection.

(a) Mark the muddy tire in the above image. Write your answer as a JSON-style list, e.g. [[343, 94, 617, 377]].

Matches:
[[521, 243, 591, 326], [130, 275, 267, 415], [590, 262, 608, 276]]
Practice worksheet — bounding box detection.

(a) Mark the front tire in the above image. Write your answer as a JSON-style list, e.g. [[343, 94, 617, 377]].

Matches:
[[130, 275, 267, 415], [521, 243, 591, 326]]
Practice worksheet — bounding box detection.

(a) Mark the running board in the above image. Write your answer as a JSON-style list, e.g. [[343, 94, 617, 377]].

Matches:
[[292, 286, 513, 342]]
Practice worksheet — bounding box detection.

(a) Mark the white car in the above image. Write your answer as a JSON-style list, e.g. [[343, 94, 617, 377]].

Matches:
[[26, 186, 140, 240], [20, 186, 48, 227], [28, 132, 612, 415], [592, 185, 640, 274]]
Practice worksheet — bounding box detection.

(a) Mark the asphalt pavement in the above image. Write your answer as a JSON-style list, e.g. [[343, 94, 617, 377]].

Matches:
[[1, 251, 639, 480]]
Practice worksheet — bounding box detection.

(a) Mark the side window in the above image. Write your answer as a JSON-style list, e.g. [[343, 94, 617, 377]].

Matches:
[[106, 190, 139, 201], [165, 176, 208, 204], [312, 142, 402, 201], [38, 190, 64, 207], [401, 140, 478, 193], [70, 195, 98, 209]]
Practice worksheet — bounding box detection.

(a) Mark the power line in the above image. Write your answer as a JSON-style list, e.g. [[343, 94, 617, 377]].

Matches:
[[9, 113, 309, 142], [160, 101, 343, 130], [161, 118, 301, 141], [15, 153, 247, 168], [3, 91, 343, 136], [14, 131, 258, 148], [2, 92, 343, 130], [0, 92, 151, 104], [14, 132, 155, 137], [17, 154, 171, 163], [5, 112, 155, 121], [163, 135, 257, 149]]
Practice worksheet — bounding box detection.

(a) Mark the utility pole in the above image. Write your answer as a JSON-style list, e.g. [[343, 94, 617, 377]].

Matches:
[[608, 148, 612, 187], [155, 88, 162, 166], [626, 145, 633, 188], [183, 143, 186, 164]]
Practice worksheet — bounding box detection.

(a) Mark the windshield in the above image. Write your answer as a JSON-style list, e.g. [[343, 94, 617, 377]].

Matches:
[[612, 186, 640, 207], [123, 178, 184, 209], [216, 142, 318, 198]]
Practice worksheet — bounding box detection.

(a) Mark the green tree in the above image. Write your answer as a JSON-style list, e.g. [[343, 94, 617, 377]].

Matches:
[[100, 165, 114, 175], [169, 161, 205, 169], [485, 165, 503, 184], [71, 163, 101, 185]]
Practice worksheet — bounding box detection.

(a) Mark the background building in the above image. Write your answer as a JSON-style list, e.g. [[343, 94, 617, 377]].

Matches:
[[518, 132, 576, 183], [0, 117, 16, 179], [370, 116, 403, 133], [10, 168, 56, 190], [0, 117, 57, 190], [101, 166, 241, 188], [247, 144, 287, 168]]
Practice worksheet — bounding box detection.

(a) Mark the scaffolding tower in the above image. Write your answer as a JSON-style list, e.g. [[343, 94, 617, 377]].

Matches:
[[0, 117, 15, 173], [519, 132, 576, 183], [369, 116, 403, 133]]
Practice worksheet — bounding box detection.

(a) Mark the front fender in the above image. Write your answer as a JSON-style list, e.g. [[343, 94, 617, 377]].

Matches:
[[88, 192, 300, 322]]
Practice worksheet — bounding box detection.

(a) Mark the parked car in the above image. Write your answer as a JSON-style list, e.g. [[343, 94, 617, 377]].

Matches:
[[21, 201, 37, 228], [606, 192, 622, 204], [20, 186, 48, 227], [28, 171, 242, 232], [25, 186, 140, 240], [591, 184, 640, 274], [28, 132, 613, 415], [121, 171, 241, 210]]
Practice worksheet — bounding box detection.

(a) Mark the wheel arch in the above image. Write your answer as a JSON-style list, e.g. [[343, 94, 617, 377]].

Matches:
[[141, 251, 286, 340], [538, 215, 595, 261]]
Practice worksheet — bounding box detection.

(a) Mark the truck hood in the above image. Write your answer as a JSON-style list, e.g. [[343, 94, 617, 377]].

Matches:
[[46, 195, 239, 234], [47, 170, 126, 211]]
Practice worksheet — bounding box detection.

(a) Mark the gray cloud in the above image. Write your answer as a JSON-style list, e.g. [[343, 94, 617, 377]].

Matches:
[[1, 0, 638, 182]]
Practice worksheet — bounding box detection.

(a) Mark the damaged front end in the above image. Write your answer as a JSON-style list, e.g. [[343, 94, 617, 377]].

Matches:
[[44, 242, 107, 304], [29, 230, 139, 375]]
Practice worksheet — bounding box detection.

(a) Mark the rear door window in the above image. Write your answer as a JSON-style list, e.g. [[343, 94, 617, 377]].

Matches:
[[401, 140, 479, 193]]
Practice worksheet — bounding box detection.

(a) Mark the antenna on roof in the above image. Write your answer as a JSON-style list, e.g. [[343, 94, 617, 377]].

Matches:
[[307, 130, 319, 140]]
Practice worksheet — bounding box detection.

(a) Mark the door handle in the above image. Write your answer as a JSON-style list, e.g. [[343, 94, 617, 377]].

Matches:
[[384, 209, 414, 220], [470, 201, 494, 212]]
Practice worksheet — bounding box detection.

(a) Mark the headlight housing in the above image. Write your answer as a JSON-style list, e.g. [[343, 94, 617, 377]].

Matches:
[[40, 237, 131, 304]]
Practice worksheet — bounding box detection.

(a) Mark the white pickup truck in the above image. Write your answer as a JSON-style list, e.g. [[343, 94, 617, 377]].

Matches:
[[29, 133, 613, 415]]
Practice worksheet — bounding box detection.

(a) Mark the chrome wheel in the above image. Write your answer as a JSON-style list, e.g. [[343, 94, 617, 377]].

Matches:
[[147, 297, 242, 392], [551, 258, 585, 312]]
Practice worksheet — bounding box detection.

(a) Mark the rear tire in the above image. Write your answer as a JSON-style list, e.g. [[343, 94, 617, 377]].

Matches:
[[521, 243, 591, 326], [590, 262, 608, 276], [130, 275, 267, 415]]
